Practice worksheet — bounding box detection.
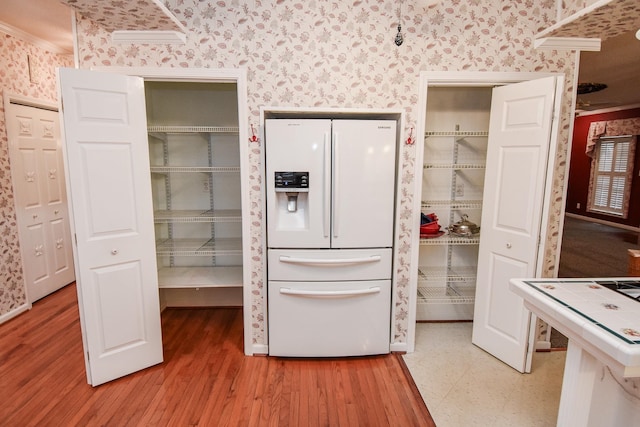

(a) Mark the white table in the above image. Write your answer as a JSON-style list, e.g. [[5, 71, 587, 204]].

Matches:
[[510, 278, 640, 427]]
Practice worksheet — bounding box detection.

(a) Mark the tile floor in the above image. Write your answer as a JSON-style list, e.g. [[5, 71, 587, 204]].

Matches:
[[403, 322, 566, 427]]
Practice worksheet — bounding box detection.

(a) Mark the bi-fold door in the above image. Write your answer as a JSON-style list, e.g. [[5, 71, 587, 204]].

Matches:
[[59, 67, 249, 386]]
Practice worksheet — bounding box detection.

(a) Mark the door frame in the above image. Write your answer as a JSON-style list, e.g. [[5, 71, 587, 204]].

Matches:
[[93, 67, 254, 354], [407, 71, 565, 353], [3, 92, 69, 312]]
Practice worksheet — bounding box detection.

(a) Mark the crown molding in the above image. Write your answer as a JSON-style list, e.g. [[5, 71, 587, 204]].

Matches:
[[534, 37, 601, 51], [0, 22, 71, 55], [111, 30, 186, 45]]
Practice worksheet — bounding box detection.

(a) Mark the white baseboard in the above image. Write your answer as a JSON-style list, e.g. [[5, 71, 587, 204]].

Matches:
[[566, 213, 640, 233], [536, 340, 552, 351], [390, 342, 408, 353], [250, 344, 269, 355], [0, 303, 31, 324]]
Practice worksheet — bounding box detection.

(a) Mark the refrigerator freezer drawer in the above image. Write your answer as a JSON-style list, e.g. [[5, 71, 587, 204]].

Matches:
[[268, 280, 391, 357], [267, 248, 392, 281]]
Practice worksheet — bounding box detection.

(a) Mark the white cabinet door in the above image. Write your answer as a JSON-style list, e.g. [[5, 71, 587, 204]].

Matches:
[[5, 102, 75, 302], [472, 76, 558, 373], [331, 120, 396, 249], [59, 68, 162, 386]]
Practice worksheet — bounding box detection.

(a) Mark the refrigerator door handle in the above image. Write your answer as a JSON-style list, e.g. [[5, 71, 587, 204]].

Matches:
[[332, 131, 339, 238], [323, 132, 331, 238], [278, 255, 382, 266], [279, 287, 381, 297]]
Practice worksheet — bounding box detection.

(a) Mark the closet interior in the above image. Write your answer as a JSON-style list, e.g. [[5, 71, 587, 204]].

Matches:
[[417, 86, 492, 321], [145, 81, 244, 307]]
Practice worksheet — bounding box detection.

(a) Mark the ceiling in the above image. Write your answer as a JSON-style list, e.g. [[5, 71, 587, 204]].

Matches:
[[1, 0, 639, 112], [576, 29, 640, 112], [0, 0, 73, 54]]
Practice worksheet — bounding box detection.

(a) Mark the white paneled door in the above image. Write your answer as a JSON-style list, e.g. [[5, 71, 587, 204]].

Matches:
[[59, 68, 162, 386], [5, 101, 75, 302], [472, 76, 559, 373]]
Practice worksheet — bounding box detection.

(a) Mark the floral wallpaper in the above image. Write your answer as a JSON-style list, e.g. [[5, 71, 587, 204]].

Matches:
[[0, 33, 73, 318], [69, 0, 581, 351], [60, 0, 184, 32], [542, 0, 640, 40]]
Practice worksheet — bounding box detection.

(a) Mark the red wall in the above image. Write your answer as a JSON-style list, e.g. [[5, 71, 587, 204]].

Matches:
[[566, 107, 640, 227]]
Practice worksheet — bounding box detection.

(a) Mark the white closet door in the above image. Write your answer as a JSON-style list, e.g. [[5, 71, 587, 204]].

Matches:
[[472, 76, 558, 373], [59, 68, 162, 386], [6, 102, 75, 301]]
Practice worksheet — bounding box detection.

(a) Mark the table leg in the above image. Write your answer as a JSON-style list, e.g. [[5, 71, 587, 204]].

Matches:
[[556, 340, 597, 426]]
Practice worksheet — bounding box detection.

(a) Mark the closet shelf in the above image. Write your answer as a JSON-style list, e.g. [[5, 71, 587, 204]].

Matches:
[[148, 125, 239, 134], [425, 130, 488, 137], [418, 266, 477, 282], [158, 266, 243, 289], [154, 209, 242, 223], [420, 234, 480, 245], [423, 163, 486, 170], [156, 237, 242, 256], [417, 284, 475, 304], [150, 166, 240, 173], [422, 200, 482, 209]]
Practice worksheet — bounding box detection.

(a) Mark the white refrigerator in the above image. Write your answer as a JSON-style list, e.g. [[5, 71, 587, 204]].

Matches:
[[265, 118, 397, 357]]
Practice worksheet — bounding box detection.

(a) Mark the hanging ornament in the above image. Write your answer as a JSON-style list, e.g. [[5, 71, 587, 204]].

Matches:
[[395, 24, 403, 46], [249, 124, 260, 143], [395, 1, 403, 46]]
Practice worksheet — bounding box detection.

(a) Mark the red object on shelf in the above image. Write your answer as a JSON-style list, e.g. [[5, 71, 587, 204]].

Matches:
[[420, 222, 441, 235]]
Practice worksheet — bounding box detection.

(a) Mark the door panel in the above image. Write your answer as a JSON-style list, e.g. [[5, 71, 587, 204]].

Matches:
[[486, 253, 529, 341], [26, 223, 48, 281], [92, 262, 146, 351], [265, 119, 332, 248], [43, 147, 63, 203], [79, 143, 138, 235], [50, 218, 70, 273], [59, 68, 162, 386], [6, 101, 75, 302], [20, 149, 40, 207], [331, 120, 396, 248], [472, 76, 558, 373]]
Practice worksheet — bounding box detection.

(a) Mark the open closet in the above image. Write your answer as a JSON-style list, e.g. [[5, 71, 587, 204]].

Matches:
[[417, 86, 491, 321], [412, 72, 563, 372], [59, 67, 250, 386], [145, 81, 244, 307]]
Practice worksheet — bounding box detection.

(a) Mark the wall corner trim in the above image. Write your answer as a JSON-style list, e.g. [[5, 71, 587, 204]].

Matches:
[[534, 37, 601, 51]]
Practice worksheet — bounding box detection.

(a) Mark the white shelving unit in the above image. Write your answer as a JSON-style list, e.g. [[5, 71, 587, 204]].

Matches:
[[418, 128, 488, 320], [149, 125, 242, 289]]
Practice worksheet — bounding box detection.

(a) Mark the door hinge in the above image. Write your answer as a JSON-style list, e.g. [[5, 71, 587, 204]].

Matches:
[[87, 351, 90, 362]]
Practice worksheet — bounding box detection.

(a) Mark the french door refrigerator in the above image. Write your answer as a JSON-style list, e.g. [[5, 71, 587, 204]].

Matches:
[[265, 118, 397, 357]]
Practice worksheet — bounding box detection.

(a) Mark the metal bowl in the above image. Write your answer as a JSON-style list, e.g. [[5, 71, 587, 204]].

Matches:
[[447, 214, 480, 237]]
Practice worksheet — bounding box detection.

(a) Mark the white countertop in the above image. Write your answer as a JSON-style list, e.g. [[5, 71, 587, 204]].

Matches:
[[510, 278, 640, 378]]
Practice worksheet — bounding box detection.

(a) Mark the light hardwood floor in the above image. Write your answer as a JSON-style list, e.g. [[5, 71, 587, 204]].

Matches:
[[0, 283, 434, 426]]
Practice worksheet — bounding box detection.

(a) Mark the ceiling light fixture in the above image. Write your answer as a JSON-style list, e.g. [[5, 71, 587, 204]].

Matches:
[[636, 28, 640, 40], [577, 82, 607, 95]]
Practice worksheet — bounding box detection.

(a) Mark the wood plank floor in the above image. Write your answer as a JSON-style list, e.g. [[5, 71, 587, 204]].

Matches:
[[0, 284, 435, 426]]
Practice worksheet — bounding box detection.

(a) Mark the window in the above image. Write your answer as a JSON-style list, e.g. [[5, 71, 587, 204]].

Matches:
[[587, 136, 634, 217]]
